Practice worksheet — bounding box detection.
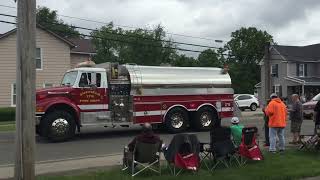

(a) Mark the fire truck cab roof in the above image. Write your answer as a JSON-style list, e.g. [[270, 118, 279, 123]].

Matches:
[[68, 67, 106, 72]]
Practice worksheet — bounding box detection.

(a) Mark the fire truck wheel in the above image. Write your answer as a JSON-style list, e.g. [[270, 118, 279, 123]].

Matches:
[[43, 110, 76, 142], [165, 108, 188, 133], [195, 107, 216, 130]]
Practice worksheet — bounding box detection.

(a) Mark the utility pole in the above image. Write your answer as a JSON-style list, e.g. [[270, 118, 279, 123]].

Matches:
[[14, 0, 36, 179], [264, 42, 271, 104]]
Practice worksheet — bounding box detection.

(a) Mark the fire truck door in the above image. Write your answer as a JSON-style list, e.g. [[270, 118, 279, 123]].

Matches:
[[76, 72, 110, 123]]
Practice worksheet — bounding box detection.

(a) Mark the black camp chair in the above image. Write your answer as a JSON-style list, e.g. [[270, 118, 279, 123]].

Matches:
[[200, 126, 238, 171], [122, 140, 162, 177]]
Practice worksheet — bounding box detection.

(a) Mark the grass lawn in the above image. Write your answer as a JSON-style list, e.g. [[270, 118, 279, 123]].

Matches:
[[38, 149, 320, 180], [0, 121, 15, 132]]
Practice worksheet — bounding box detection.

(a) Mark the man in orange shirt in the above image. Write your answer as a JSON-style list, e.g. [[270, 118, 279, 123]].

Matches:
[[265, 93, 287, 153]]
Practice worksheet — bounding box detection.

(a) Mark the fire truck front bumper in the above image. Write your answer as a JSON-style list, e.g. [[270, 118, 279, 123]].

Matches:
[[35, 112, 44, 125]]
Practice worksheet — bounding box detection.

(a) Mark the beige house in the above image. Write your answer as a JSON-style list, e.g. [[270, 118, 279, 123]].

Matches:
[[0, 26, 95, 107]]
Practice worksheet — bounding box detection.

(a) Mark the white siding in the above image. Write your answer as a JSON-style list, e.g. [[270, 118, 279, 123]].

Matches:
[[70, 53, 91, 68]]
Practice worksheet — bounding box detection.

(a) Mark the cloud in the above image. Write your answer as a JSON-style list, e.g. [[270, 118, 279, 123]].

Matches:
[[1, 0, 320, 51]]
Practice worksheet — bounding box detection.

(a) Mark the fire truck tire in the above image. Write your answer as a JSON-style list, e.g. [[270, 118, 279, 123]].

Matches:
[[165, 108, 188, 133], [42, 110, 76, 142], [194, 107, 216, 130]]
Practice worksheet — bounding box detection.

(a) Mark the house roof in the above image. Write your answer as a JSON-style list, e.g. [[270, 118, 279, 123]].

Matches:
[[0, 25, 75, 47], [273, 44, 320, 62], [68, 38, 96, 55], [285, 76, 320, 86]]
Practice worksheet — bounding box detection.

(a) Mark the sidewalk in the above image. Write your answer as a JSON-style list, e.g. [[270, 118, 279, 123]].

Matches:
[[0, 154, 122, 179]]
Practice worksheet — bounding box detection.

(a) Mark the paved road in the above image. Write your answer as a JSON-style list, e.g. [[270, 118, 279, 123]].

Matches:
[[0, 110, 315, 165]]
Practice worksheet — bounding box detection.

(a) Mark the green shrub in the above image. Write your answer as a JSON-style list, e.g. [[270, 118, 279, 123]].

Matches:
[[0, 107, 15, 122]]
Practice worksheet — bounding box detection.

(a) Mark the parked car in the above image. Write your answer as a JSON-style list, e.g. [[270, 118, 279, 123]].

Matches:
[[303, 93, 320, 119], [234, 94, 260, 111]]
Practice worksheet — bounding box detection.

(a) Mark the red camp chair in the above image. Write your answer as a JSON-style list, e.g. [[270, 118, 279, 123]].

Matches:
[[165, 134, 200, 176], [238, 127, 263, 166]]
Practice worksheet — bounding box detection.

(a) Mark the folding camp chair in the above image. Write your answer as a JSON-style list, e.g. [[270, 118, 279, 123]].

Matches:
[[238, 127, 263, 166], [200, 126, 239, 171], [211, 139, 238, 169], [199, 142, 213, 169], [299, 125, 320, 151], [299, 134, 320, 151], [164, 133, 200, 176], [122, 140, 162, 177]]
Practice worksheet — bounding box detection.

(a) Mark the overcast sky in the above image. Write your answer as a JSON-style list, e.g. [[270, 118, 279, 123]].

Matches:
[[1, 0, 320, 55]]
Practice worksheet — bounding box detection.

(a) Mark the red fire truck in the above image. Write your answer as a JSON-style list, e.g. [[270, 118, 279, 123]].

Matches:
[[35, 61, 234, 141]]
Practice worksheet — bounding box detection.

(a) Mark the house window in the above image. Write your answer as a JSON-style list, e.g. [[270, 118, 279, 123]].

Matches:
[[274, 85, 280, 94], [36, 48, 42, 70], [297, 63, 307, 77], [11, 83, 16, 106], [271, 64, 279, 77], [298, 64, 304, 77], [43, 83, 54, 88]]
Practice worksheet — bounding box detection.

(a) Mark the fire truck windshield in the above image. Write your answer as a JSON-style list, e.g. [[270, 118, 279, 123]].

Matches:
[[61, 71, 78, 86]]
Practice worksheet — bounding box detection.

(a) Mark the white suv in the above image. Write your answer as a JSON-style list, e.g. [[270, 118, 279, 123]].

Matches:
[[234, 94, 260, 111]]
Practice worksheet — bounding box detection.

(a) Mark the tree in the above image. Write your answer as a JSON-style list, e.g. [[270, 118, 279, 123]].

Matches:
[[91, 23, 177, 65], [197, 49, 222, 67], [170, 54, 197, 67], [36, 6, 80, 38], [225, 27, 273, 93]]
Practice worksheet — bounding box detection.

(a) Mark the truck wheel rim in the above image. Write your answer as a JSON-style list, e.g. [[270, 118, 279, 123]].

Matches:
[[200, 112, 212, 127], [171, 113, 184, 129], [52, 118, 69, 136]]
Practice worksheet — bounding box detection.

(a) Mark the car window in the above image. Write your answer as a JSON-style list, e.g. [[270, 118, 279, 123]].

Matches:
[[237, 95, 252, 100]]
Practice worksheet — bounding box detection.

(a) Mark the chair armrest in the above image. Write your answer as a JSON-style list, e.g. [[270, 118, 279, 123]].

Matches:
[[200, 142, 210, 152]]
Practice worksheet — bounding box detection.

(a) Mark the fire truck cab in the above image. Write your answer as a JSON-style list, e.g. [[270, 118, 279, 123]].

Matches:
[[35, 61, 234, 141]]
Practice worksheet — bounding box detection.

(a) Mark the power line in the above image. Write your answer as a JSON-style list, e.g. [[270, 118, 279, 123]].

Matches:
[[0, 19, 207, 53], [0, 13, 15, 18], [0, 20, 15, 25], [0, 13, 221, 49], [0, 4, 225, 42]]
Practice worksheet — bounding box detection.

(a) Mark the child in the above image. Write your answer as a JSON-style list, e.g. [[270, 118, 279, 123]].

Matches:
[[230, 117, 244, 147]]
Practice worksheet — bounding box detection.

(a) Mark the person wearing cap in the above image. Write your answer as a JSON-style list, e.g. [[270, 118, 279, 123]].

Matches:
[[265, 93, 288, 153], [230, 117, 244, 147]]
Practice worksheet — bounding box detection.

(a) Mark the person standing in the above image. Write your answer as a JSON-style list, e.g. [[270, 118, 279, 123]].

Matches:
[[265, 93, 287, 153], [262, 99, 271, 147], [288, 94, 303, 144]]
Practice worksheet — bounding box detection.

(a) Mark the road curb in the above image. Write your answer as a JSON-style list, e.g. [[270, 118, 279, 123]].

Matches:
[[0, 153, 123, 179]]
